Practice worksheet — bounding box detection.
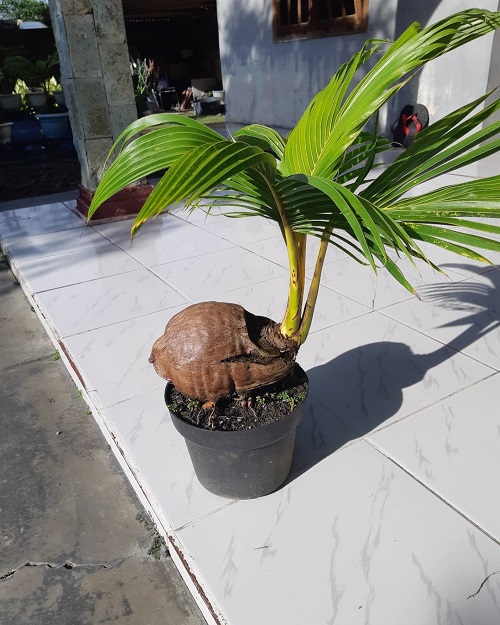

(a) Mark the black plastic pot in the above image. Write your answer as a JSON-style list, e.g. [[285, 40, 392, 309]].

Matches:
[[165, 368, 308, 499]]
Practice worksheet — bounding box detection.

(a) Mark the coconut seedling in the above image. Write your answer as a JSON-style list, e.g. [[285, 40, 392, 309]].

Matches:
[[88, 9, 500, 408]]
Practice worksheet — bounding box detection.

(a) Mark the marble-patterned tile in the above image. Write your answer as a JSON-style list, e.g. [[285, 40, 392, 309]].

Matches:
[[317, 253, 466, 310], [200, 215, 280, 246], [13, 243, 142, 294], [1, 226, 109, 262], [153, 247, 288, 301], [103, 389, 236, 530], [296, 310, 495, 435], [369, 373, 500, 541], [177, 440, 500, 625], [291, 396, 360, 475], [0, 202, 83, 236], [95, 214, 234, 266], [0, 202, 73, 224], [36, 269, 188, 337], [62, 307, 186, 408], [214, 275, 371, 335], [381, 274, 500, 370]]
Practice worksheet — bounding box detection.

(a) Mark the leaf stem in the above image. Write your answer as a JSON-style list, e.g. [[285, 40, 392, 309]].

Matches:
[[262, 177, 304, 340], [298, 227, 332, 344]]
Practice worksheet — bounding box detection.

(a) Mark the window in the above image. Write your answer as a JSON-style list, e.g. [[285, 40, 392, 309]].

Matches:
[[273, 0, 368, 42]]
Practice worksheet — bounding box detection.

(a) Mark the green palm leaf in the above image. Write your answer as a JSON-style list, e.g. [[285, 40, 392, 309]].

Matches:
[[387, 176, 500, 220], [282, 9, 500, 179], [233, 125, 286, 160], [363, 95, 500, 206], [131, 142, 277, 233], [87, 8, 500, 351], [89, 127, 224, 215], [107, 113, 221, 159]]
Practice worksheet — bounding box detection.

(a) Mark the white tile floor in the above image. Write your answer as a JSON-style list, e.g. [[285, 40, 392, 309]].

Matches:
[[2, 160, 500, 625]]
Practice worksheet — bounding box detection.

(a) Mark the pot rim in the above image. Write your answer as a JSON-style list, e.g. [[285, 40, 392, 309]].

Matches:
[[165, 365, 309, 452]]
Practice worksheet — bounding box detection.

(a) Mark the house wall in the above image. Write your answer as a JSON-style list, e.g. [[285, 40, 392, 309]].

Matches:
[[216, 0, 499, 133]]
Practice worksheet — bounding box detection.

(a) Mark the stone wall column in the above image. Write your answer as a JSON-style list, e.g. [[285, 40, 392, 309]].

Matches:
[[48, 0, 137, 196]]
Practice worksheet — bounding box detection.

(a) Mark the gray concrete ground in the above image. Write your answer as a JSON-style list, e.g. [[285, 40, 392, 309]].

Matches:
[[0, 256, 205, 625]]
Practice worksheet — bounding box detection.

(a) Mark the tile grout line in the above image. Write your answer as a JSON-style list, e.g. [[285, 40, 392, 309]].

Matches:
[[365, 437, 500, 548]]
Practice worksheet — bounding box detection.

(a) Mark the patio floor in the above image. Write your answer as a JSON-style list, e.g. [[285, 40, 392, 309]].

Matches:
[[1, 153, 500, 624]]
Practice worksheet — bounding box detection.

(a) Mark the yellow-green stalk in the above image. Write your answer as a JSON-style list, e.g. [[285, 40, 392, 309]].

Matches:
[[297, 227, 333, 344], [264, 179, 305, 340]]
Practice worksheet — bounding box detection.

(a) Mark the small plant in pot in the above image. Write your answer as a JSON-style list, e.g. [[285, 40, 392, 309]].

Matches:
[[2, 51, 58, 111], [0, 64, 22, 112], [88, 9, 500, 499]]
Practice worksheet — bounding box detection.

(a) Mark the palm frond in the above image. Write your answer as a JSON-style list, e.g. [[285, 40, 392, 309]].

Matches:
[[386, 176, 500, 221], [131, 142, 277, 233], [233, 125, 286, 160], [89, 126, 224, 217], [363, 95, 500, 206], [282, 9, 500, 179]]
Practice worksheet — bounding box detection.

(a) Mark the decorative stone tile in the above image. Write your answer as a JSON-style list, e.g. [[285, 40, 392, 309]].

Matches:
[[36, 269, 188, 337], [95, 216, 234, 266], [297, 310, 495, 435], [73, 78, 112, 138], [62, 307, 186, 407], [59, 0, 92, 15], [93, 0, 127, 43], [109, 104, 137, 143], [78, 137, 114, 189], [59, 77, 83, 139], [100, 43, 135, 107], [177, 440, 500, 625], [369, 373, 500, 540], [153, 247, 288, 301]]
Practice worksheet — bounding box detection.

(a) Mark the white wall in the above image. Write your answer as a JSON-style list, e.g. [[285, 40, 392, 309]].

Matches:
[[216, 0, 499, 134]]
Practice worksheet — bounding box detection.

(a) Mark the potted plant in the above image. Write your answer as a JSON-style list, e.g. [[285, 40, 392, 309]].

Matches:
[[2, 51, 58, 111], [131, 57, 156, 116], [87, 9, 500, 499], [0, 65, 22, 112]]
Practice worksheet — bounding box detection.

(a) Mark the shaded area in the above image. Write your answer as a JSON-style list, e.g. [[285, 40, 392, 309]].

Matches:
[[0, 148, 80, 201], [291, 275, 500, 479]]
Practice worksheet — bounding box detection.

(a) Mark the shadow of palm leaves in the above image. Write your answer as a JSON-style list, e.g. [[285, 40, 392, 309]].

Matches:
[[290, 269, 500, 479]]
